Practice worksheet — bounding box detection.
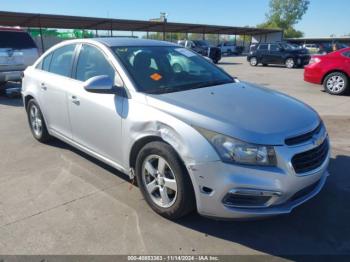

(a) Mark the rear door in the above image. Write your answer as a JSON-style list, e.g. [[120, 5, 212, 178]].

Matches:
[[257, 44, 269, 63], [268, 44, 283, 64], [39, 44, 78, 138]]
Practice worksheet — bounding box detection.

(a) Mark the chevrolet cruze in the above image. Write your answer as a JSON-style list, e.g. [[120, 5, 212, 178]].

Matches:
[[22, 38, 330, 220]]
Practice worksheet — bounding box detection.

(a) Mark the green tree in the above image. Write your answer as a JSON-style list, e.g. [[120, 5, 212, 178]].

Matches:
[[258, 0, 310, 38]]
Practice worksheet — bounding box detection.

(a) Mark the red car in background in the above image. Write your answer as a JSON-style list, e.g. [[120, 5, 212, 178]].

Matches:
[[304, 48, 350, 95]]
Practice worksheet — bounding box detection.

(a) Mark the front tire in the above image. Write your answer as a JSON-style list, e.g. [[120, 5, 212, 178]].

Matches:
[[27, 99, 51, 143], [323, 72, 349, 95], [249, 57, 258, 66], [135, 141, 195, 220]]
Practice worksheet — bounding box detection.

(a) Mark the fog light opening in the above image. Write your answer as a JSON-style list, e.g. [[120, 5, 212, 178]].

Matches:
[[200, 186, 213, 194]]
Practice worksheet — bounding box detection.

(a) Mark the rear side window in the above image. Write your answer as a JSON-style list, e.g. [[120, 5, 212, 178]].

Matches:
[[258, 44, 268, 50], [343, 51, 350, 58], [75, 44, 115, 82], [36, 53, 53, 71], [0, 31, 36, 49], [49, 45, 76, 77], [42, 53, 53, 71]]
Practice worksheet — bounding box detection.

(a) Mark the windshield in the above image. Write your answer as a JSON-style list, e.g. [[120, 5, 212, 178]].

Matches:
[[113, 46, 234, 94], [0, 31, 36, 49]]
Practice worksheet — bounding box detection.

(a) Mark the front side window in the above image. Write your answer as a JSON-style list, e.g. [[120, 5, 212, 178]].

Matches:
[[258, 44, 268, 50], [49, 44, 76, 77], [75, 44, 115, 82], [113, 46, 233, 94]]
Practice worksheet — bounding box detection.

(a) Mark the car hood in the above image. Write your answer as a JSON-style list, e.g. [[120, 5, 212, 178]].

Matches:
[[146, 82, 320, 145]]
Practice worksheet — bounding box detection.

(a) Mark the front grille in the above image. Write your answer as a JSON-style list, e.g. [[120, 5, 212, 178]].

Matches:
[[291, 139, 329, 174], [290, 180, 320, 202], [285, 122, 322, 146]]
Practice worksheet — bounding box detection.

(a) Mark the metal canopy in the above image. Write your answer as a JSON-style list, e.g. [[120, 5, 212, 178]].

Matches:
[[0, 11, 281, 35]]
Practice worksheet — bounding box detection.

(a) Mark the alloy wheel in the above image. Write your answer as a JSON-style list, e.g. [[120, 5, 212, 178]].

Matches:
[[286, 58, 294, 68], [142, 155, 178, 208], [30, 104, 43, 137], [250, 57, 258, 66], [326, 75, 345, 93]]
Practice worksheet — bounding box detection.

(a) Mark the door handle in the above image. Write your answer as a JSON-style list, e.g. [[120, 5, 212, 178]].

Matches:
[[70, 95, 80, 105], [40, 82, 47, 91]]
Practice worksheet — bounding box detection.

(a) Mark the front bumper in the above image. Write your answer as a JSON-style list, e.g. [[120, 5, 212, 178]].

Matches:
[[187, 138, 330, 219]]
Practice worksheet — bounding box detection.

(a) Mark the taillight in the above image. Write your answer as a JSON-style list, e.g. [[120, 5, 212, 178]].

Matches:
[[309, 57, 321, 64]]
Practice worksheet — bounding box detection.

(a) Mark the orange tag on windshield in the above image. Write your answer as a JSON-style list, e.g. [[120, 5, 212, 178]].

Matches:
[[150, 73, 162, 81]]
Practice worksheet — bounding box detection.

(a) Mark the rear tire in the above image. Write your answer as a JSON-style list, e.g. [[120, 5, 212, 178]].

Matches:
[[26, 99, 52, 143], [135, 141, 195, 220], [323, 72, 349, 95], [285, 58, 295, 69], [249, 57, 258, 66]]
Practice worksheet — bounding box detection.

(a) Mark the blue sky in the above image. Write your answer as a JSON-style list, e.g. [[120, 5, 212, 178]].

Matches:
[[1, 0, 349, 37]]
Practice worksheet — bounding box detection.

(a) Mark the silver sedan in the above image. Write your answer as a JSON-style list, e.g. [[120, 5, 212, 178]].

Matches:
[[22, 38, 330, 220]]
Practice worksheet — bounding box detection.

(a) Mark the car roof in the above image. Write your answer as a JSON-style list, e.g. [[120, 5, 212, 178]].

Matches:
[[0, 26, 25, 32], [92, 37, 178, 47]]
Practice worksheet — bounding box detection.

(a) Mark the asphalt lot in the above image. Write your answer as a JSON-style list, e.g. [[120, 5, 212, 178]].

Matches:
[[0, 56, 349, 257]]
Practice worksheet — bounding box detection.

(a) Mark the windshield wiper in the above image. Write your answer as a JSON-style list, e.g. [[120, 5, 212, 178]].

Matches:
[[145, 79, 234, 95], [186, 79, 234, 90]]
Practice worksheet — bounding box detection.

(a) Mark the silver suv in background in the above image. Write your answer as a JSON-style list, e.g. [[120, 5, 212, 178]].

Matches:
[[0, 27, 39, 89]]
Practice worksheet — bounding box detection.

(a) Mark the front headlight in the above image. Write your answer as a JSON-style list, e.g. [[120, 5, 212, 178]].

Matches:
[[196, 127, 276, 166]]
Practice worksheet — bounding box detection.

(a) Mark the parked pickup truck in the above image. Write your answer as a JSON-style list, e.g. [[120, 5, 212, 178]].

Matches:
[[217, 42, 243, 55], [177, 40, 221, 64]]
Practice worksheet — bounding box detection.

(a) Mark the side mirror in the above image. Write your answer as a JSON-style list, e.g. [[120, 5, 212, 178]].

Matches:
[[84, 75, 116, 94]]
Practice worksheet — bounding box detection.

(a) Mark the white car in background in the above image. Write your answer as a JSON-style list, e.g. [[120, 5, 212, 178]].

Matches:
[[303, 44, 320, 54]]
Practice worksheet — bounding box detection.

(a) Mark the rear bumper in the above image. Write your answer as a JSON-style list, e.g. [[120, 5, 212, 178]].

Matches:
[[0, 70, 22, 82], [304, 67, 323, 84]]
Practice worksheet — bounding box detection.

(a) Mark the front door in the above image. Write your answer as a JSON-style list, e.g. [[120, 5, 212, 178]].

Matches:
[[67, 44, 124, 163]]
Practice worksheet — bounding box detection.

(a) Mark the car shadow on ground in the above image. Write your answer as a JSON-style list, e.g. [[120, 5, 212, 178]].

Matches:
[[218, 62, 243, 65], [46, 138, 132, 184], [175, 154, 350, 256], [256, 64, 305, 70]]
